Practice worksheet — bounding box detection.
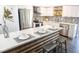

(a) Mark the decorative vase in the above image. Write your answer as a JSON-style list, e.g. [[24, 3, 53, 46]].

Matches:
[[2, 18, 9, 38]]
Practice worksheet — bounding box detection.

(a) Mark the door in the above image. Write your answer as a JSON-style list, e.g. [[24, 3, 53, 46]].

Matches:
[[18, 9, 30, 30]]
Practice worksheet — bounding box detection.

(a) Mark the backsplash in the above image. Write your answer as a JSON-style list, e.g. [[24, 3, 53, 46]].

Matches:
[[39, 16, 79, 24], [59, 17, 79, 24]]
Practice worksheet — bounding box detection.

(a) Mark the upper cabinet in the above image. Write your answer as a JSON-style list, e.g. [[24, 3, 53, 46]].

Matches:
[[33, 6, 40, 14], [33, 6, 41, 21], [33, 6, 41, 17], [40, 6, 62, 16], [53, 6, 62, 16], [40, 7, 53, 16], [33, 6, 79, 17], [62, 6, 79, 17]]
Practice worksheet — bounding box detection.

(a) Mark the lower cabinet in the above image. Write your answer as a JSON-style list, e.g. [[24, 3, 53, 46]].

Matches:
[[68, 24, 78, 39], [59, 23, 78, 39], [3, 32, 59, 53]]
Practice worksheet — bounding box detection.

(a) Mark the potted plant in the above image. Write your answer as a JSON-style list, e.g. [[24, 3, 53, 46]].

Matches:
[[3, 6, 13, 38]]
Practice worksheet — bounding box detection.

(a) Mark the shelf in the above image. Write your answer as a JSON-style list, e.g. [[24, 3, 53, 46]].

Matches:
[[53, 6, 63, 16]]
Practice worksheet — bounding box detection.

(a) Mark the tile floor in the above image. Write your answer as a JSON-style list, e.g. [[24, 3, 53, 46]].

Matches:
[[67, 33, 79, 53]]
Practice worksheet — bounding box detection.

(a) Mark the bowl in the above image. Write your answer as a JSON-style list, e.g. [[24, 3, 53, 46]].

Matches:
[[38, 30, 47, 34], [18, 34, 29, 40]]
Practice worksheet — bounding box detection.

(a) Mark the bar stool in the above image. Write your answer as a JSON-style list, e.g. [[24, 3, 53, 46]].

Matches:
[[42, 41, 59, 53], [57, 36, 67, 53]]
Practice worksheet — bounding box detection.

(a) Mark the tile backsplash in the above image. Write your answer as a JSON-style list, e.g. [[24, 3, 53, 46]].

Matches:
[[39, 16, 79, 24]]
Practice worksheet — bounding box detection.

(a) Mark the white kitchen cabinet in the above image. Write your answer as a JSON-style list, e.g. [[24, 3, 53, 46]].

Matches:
[[68, 24, 78, 39], [40, 7, 53, 16], [43, 20, 78, 39], [43, 21, 78, 39], [62, 6, 79, 17], [59, 22, 78, 39]]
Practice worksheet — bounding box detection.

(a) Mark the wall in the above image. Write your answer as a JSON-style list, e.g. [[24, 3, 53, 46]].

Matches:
[[0, 5, 33, 34], [0, 5, 20, 34], [40, 16, 79, 24], [0, 6, 4, 34], [7, 5, 20, 32]]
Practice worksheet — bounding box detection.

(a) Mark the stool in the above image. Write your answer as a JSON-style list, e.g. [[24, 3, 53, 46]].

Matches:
[[57, 36, 67, 53], [42, 41, 59, 53]]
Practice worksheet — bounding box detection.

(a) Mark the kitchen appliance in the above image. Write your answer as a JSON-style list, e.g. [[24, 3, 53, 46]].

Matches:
[[18, 9, 30, 30]]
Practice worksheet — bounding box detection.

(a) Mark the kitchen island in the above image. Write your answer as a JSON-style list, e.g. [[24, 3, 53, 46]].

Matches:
[[0, 25, 62, 53]]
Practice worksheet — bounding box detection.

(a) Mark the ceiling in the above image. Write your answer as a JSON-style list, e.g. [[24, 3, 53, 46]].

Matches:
[[0, 0, 79, 6]]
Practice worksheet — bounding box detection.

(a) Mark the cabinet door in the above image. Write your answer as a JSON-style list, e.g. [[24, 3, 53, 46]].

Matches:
[[40, 7, 53, 16], [40, 7, 46, 16], [62, 6, 79, 17], [62, 6, 72, 17], [46, 7, 53, 16], [68, 24, 78, 38]]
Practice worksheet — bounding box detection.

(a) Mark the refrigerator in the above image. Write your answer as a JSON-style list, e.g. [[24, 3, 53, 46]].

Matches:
[[18, 9, 30, 30]]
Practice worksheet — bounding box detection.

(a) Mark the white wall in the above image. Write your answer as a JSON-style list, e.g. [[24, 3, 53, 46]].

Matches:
[[0, 5, 33, 34], [3, 5, 19, 32], [7, 5, 20, 32], [0, 6, 4, 34], [0, 5, 20, 34]]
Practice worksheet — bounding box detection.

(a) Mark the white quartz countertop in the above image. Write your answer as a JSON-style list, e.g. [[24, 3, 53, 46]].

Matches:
[[0, 25, 62, 52], [59, 22, 78, 25]]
